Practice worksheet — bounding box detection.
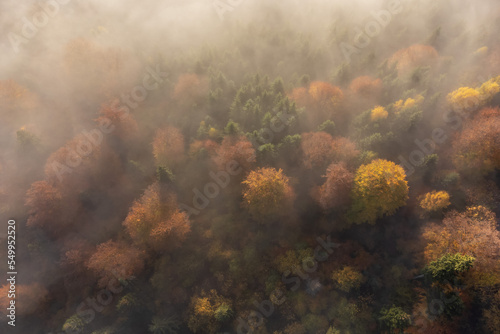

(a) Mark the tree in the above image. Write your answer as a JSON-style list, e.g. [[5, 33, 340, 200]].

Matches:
[[212, 135, 256, 172], [289, 81, 344, 120], [149, 316, 180, 334], [350, 159, 409, 224], [379, 306, 411, 334], [330, 137, 360, 166], [332, 266, 364, 292], [315, 163, 354, 211], [423, 253, 475, 285], [242, 167, 295, 219], [187, 290, 231, 334], [301, 132, 334, 169], [419, 191, 451, 213], [308, 81, 344, 112], [25, 181, 62, 229], [349, 76, 383, 97], [389, 44, 438, 75], [95, 100, 138, 141], [423, 206, 500, 286], [452, 107, 500, 173], [86, 240, 145, 288], [173, 73, 208, 106], [446, 87, 481, 113], [122, 183, 190, 251], [371, 106, 389, 122], [152, 126, 185, 169]]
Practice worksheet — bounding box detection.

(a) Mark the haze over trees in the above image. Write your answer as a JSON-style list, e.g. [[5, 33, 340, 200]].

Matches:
[[0, 0, 499, 333]]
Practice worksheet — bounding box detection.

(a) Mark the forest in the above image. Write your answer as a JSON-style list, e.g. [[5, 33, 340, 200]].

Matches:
[[0, 0, 500, 333]]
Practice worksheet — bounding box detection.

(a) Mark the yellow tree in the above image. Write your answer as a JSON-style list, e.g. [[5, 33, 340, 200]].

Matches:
[[370, 106, 388, 122], [242, 167, 295, 219], [187, 290, 232, 334], [332, 266, 365, 292], [419, 191, 451, 213], [350, 159, 409, 224]]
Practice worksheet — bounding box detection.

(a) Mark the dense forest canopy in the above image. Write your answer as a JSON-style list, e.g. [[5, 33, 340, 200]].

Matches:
[[0, 0, 500, 333]]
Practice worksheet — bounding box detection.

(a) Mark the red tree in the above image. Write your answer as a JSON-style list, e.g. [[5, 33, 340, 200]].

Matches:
[[212, 136, 256, 172], [315, 163, 354, 211], [86, 240, 145, 288]]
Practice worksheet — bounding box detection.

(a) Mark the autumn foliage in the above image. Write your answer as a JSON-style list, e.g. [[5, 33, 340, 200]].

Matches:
[[152, 126, 186, 169], [315, 163, 354, 211], [350, 159, 409, 224], [389, 44, 439, 75], [173, 73, 208, 105], [25, 181, 62, 229], [87, 240, 145, 288], [419, 191, 451, 213], [349, 76, 383, 97], [290, 81, 344, 119], [370, 106, 388, 122], [242, 167, 295, 219], [212, 136, 256, 172], [423, 206, 500, 286], [300, 132, 359, 170], [453, 107, 500, 173], [122, 182, 191, 250]]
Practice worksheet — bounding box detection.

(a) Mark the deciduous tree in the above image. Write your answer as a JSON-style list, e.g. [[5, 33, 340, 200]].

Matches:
[[242, 167, 295, 219], [350, 159, 409, 224]]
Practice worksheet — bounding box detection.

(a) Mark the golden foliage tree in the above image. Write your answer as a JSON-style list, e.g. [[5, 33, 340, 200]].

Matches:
[[122, 183, 190, 250], [242, 167, 295, 219], [350, 159, 409, 224], [419, 191, 451, 213], [332, 266, 365, 292], [187, 290, 232, 334], [370, 106, 389, 122], [446, 87, 481, 113]]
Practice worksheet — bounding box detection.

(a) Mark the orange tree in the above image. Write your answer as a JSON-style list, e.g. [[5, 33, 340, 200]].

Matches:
[[242, 167, 295, 219], [122, 183, 190, 251], [349, 159, 409, 224]]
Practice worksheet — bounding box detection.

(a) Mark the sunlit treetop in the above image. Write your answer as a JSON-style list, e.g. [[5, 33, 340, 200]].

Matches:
[[242, 167, 295, 220], [370, 106, 388, 122], [350, 159, 409, 224]]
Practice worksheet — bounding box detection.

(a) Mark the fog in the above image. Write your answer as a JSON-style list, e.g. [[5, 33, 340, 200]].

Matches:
[[1, 0, 500, 333]]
